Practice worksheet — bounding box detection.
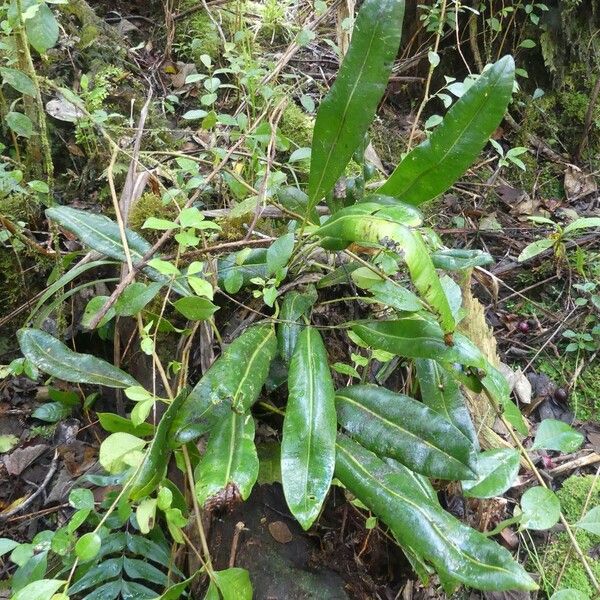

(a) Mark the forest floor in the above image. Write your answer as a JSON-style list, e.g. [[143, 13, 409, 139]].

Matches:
[[1, 1, 600, 599]]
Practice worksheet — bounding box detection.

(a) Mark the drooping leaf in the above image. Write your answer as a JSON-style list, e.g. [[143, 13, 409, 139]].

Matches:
[[351, 315, 528, 435], [15, 0, 59, 53], [281, 327, 337, 529], [6, 111, 33, 138], [315, 205, 454, 332], [379, 56, 515, 205], [172, 324, 277, 442], [415, 358, 478, 446], [277, 287, 318, 364], [195, 412, 259, 506], [45, 206, 191, 297], [431, 248, 494, 271], [308, 0, 405, 209], [18, 328, 139, 388], [531, 419, 584, 453], [336, 385, 476, 480], [0, 67, 36, 97], [462, 448, 520, 498], [335, 435, 537, 592], [129, 389, 188, 501], [520, 486, 560, 530]]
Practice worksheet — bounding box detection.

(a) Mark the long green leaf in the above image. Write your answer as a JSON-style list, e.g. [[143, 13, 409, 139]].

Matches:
[[277, 287, 318, 365], [352, 315, 527, 435], [315, 205, 454, 332], [335, 435, 537, 592], [171, 323, 277, 442], [45, 206, 191, 297], [308, 0, 405, 208], [128, 389, 188, 501], [415, 358, 478, 447], [18, 328, 139, 389], [281, 327, 337, 530], [379, 56, 515, 204], [336, 385, 476, 480], [195, 412, 259, 506]]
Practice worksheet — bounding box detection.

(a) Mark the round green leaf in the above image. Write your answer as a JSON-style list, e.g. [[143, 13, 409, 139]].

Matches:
[[75, 532, 101, 562], [575, 506, 600, 535], [462, 448, 520, 498], [69, 488, 95, 510], [6, 111, 33, 138], [532, 419, 584, 453], [520, 486, 560, 530]]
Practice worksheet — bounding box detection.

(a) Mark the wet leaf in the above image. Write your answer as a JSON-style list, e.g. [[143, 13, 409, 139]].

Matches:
[[462, 449, 520, 498], [379, 57, 515, 205], [575, 506, 600, 535], [336, 384, 476, 480], [335, 435, 537, 591], [45, 206, 191, 297], [12, 579, 65, 600], [520, 486, 560, 530], [195, 412, 259, 506], [18, 328, 140, 388], [308, 0, 405, 209], [277, 287, 318, 364], [282, 327, 337, 529], [416, 358, 478, 446], [172, 324, 277, 442]]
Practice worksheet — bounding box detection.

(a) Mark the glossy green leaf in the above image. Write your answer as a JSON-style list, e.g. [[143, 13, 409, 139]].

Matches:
[[45, 206, 191, 297], [266, 233, 294, 274], [172, 324, 277, 442], [351, 315, 528, 435], [195, 412, 259, 506], [336, 385, 476, 480], [1, 67, 36, 96], [217, 249, 268, 292], [415, 358, 478, 446], [277, 287, 318, 364], [379, 56, 515, 205], [123, 556, 168, 586], [97, 413, 154, 437], [462, 448, 520, 498], [129, 389, 188, 500], [531, 419, 584, 453], [520, 486, 560, 530], [335, 435, 537, 591], [366, 280, 422, 312], [282, 327, 337, 530], [308, 0, 405, 208], [549, 591, 588, 600], [276, 186, 318, 224], [18, 328, 139, 388], [575, 506, 600, 535], [32, 401, 71, 422], [431, 249, 494, 270], [12, 579, 66, 600]]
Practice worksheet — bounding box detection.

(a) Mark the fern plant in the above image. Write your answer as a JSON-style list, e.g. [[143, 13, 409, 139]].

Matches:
[[8, 0, 549, 597]]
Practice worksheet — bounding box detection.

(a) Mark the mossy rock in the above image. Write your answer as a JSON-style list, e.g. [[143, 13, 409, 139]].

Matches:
[[542, 475, 600, 598]]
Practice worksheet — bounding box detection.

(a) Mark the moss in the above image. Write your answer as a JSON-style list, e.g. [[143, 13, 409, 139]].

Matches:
[[537, 355, 600, 423], [174, 2, 223, 64], [279, 101, 313, 149], [1, 193, 41, 222], [542, 476, 600, 598], [128, 193, 178, 238]]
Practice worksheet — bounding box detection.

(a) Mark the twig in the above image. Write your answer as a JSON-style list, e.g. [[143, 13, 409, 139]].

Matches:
[[0, 451, 58, 521]]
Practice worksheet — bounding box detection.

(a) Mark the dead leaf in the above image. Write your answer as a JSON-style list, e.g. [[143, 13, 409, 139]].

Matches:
[[268, 520, 293, 544], [3, 444, 48, 475], [479, 212, 503, 231], [564, 165, 598, 201]]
